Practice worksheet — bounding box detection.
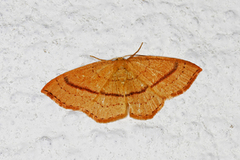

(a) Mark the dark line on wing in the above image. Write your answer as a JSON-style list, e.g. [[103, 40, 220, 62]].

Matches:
[[99, 85, 149, 97], [125, 86, 148, 96], [151, 62, 178, 88], [64, 76, 149, 97], [64, 77, 98, 95], [99, 91, 124, 97], [64, 62, 177, 97]]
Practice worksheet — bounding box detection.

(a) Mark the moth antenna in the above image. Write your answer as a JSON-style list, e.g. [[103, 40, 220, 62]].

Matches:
[[128, 42, 143, 59], [90, 55, 107, 61]]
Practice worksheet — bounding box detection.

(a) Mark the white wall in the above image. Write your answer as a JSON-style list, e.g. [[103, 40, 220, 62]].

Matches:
[[0, 0, 239, 159]]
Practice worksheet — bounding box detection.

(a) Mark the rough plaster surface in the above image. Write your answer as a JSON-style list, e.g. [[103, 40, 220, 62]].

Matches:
[[1, 0, 240, 160]]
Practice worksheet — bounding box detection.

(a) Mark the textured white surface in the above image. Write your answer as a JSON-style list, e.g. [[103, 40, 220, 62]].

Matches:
[[1, 0, 240, 159]]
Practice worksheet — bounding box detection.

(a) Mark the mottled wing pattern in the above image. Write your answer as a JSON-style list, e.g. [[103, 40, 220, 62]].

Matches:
[[41, 60, 127, 123], [91, 63, 128, 122], [125, 56, 202, 119], [42, 55, 202, 123], [124, 64, 164, 120]]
